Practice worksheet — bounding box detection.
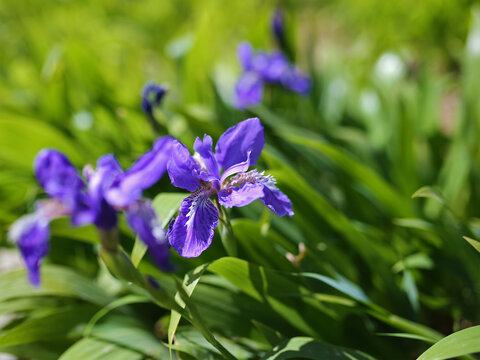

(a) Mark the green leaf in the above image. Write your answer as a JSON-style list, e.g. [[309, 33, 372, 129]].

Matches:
[[273, 129, 412, 217], [0, 305, 98, 347], [392, 218, 435, 231], [59, 338, 142, 360], [260, 337, 376, 360], [251, 320, 285, 347], [392, 253, 434, 273], [463, 236, 480, 253], [376, 333, 435, 344], [152, 192, 187, 228], [90, 315, 170, 359], [0, 265, 114, 305], [417, 326, 480, 360], [0, 115, 86, 167], [131, 238, 148, 268], [50, 218, 98, 244], [369, 311, 442, 342], [168, 264, 209, 358], [208, 257, 334, 338], [299, 272, 371, 304], [412, 186, 446, 203], [402, 269, 419, 313], [0, 298, 60, 315], [174, 328, 253, 360], [84, 295, 150, 336]]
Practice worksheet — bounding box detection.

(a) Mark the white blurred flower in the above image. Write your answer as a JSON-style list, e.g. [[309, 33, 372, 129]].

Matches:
[[72, 111, 93, 131], [374, 52, 405, 81]]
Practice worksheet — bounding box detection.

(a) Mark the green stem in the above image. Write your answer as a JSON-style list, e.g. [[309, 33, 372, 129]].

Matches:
[[217, 203, 237, 257]]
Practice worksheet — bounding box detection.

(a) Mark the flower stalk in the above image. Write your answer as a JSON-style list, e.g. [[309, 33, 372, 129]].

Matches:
[[217, 203, 237, 257]]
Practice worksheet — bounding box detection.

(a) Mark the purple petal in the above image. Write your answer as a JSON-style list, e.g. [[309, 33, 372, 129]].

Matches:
[[256, 173, 294, 217], [251, 52, 271, 75], [70, 192, 97, 227], [219, 153, 251, 184], [87, 154, 122, 229], [234, 72, 264, 109], [262, 51, 289, 83], [237, 42, 254, 71], [9, 214, 50, 286], [34, 149, 85, 200], [218, 182, 264, 208], [106, 136, 174, 207], [193, 135, 220, 178], [167, 140, 203, 192], [168, 191, 219, 257], [219, 170, 293, 216], [215, 117, 265, 170], [126, 200, 171, 271], [282, 67, 311, 94]]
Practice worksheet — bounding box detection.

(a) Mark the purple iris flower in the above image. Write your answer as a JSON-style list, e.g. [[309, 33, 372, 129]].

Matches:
[[235, 42, 311, 109], [141, 82, 167, 118], [166, 118, 293, 258], [9, 137, 174, 285]]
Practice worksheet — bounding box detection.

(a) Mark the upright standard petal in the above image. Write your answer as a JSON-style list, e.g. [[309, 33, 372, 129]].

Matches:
[[237, 42, 254, 71], [193, 135, 220, 178], [219, 152, 252, 185], [215, 117, 265, 170], [88, 154, 121, 229], [234, 72, 264, 109], [34, 149, 85, 199], [9, 214, 50, 286], [167, 140, 203, 192], [106, 136, 174, 207], [126, 200, 171, 270], [168, 191, 219, 257]]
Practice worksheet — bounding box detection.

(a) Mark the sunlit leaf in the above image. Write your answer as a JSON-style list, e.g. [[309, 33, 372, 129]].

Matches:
[[417, 326, 480, 360], [59, 338, 142, 360], [463, 236, 480, 253], [0, 305, 97, 347], [0, 265, 113, 305]]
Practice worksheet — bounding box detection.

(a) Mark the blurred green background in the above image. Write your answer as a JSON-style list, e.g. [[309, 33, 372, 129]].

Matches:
[[1, 0, 480, 359]]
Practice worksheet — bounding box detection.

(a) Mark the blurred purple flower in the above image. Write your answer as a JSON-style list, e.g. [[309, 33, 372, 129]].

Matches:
[[9, 138, 175, 285], [166, 118, 293, 258], [141, 82, 167, 118], [234, 42, 311, 109]]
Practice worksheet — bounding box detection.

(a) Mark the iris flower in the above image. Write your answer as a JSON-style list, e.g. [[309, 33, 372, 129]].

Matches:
[[9, 137, 173, 285], [235, 42, 311, 109], [166, 118, 293, 257], [141, 82, 167, 119]]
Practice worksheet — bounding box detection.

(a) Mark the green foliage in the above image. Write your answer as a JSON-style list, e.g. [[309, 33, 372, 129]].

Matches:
[[417, 326, 480, 360], [1, 0, 480, 359]]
